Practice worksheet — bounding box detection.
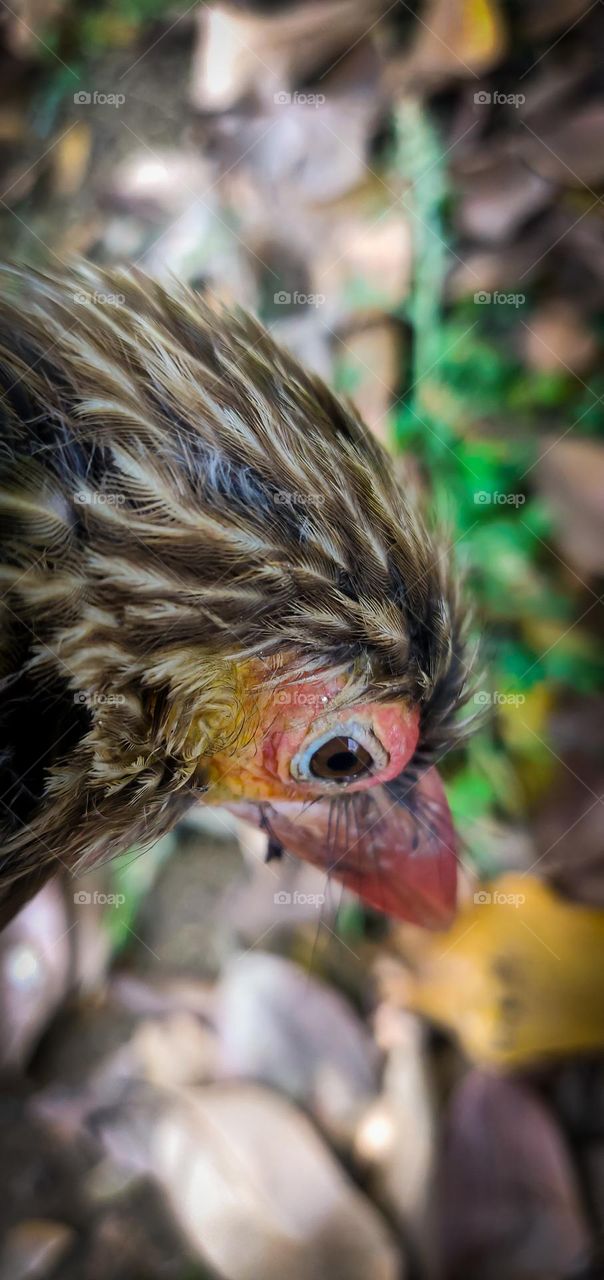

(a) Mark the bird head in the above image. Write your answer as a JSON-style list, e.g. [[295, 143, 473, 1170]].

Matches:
[[0, 264, 472, 928]]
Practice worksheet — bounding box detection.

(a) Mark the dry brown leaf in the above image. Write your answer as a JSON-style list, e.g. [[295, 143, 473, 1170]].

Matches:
[[520, 105, 604, 188], [128, 1012, 217, 1089], [355, 1011, 438, 1275], [0, 108, 28, 142], [536, 437, 604, 575], [318, 210, 412, 313], [392, 0, 506, 90], [214, 951, 379, 1142], [520, 0, 594, 40], [533, 698, 604, 907], [440, 1071, 593, 1279], [0, 882, 71, 1071], [3, 0, 67, 58], [524, 300, 598, 376], [99, 1082, 403, 1280], [0, 1219, 75, 1280], [447, 241, 544, 299], [457, 154, 552, 244], [190, 0, 390, 113], [340, 321, 400, 444]]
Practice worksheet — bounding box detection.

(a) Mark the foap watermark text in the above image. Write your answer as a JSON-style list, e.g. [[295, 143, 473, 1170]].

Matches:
[[74, 890, 126, 907], [473, 889, 526, 907], [273, 688, 329, 708], [474, 690, 526, 708], [474, 90, 525, 108], [274, 91, 325, 108], [474, 290, 525, 308], [74, 91, 126, 108], [274, 290, 325, 308], [474, 490, 525, 507], [74, 691, 126, 708], [274, 890, 325, 908], [273, 489, 325, 508], [74, 491, 125, 506], [74, 290, 125, 306]]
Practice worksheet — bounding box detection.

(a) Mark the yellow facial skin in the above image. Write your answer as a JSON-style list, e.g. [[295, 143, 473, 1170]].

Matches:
[[203, 663, 420, 806]]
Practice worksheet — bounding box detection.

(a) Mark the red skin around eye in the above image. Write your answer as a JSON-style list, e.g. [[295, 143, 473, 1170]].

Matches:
[[264, 699, 421, 794], [206, 672, 420, 803]]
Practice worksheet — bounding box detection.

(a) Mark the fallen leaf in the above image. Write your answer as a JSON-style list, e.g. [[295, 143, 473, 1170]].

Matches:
[[0, 1219, 75, 1280], [214, 951, 379, 1142], [535, 437, 604, 576], [318, 209, 412, 310], [339, 321, 400, 444], [447, 241, 544, 298], [457, 154, 552, 244], [3, 0, 67, 58], [355, 1011, 438, 1273], [98, 1082, 403, 1280], [400, 875, 604, 1067], [523, 300, 598, 376], [520, 105, 604, 188], [440, 1071, 593, 1279], [128, 1012, 217, 1089], [190, 0, 390, 113], [50, 123, 91, 198], [396, 0, 507, 89], [533, 698, 604, 907], [0, 882, 71, 1071], [519, 0, 594, 40]]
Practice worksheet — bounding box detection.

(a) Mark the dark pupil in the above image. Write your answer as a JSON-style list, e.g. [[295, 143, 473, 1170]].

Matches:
[[309, 736, 374, 782]]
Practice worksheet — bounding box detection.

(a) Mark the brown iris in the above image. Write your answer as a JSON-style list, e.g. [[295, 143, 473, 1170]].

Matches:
[[309, 735, 374, 783]]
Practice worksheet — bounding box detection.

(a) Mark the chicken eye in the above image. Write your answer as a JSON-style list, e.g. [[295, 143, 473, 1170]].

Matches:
[[310, 736, 373, 782], [291, 721, 388, 787]]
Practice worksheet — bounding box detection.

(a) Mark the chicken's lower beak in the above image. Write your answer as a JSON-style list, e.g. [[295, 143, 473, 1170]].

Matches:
[[228, 765, 458, 929]]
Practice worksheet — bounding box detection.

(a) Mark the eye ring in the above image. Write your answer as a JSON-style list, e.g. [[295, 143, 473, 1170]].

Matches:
[[290, 721, 388, 787]]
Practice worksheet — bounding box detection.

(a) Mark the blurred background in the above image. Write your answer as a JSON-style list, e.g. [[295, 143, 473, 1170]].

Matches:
[[0, 1, 603, 1277]]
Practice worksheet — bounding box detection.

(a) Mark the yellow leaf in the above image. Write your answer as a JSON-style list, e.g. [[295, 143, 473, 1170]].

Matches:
[[457, 0, 507, 67], [497, 680, 552, 753], [523, 616, 597, 661], [413, 0, 507, 78], [406, 875, 604, 1067], [51, 123, 91, 198]]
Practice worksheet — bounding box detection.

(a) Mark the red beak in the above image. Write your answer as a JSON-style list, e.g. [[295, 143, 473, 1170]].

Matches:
[[229, 765, 458, 929]]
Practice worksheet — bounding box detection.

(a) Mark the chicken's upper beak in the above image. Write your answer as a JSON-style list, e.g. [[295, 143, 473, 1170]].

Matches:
[[227, 765, 458, 929]]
